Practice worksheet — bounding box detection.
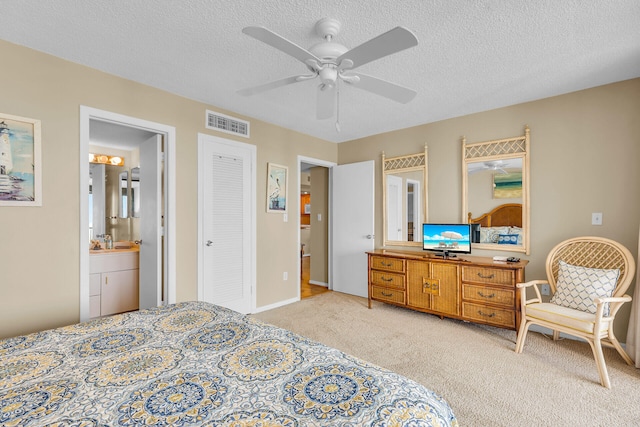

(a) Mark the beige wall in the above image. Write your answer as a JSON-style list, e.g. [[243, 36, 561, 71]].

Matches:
[[338, 78, 640, 340], [0, 40, 337, 339], [309, 166, 329, 284], [2, 37, 639, 343]]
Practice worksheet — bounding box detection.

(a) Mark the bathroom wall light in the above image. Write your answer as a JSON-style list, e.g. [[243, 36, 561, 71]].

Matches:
[[89, 153, 124, 166]]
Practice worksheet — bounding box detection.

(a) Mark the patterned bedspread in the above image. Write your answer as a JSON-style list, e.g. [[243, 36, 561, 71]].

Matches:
[[0, 301, 457, 426]]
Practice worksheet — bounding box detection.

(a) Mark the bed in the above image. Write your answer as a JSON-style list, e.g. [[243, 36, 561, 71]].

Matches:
[[0, 301, 458, 426], [468, 203, 522, 245]]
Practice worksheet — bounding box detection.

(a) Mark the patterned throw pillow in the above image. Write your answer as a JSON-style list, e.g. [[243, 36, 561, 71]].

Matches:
[[550, 260, 620, 315], [479, 226, 510, 243], [497, 234, 519, 245]]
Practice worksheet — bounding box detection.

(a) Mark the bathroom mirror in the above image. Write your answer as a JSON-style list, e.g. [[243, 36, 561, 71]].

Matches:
[[382, 147, 428, 247], [462, 126, 530, 254]]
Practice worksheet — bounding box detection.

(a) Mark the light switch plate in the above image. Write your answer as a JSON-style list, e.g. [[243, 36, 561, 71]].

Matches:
[[592, 212, 602, 225]]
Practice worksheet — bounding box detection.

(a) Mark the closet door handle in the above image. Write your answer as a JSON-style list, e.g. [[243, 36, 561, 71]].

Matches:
[[206, 240, 213, 246]]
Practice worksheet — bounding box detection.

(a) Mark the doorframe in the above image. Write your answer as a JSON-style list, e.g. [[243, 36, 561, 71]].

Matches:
[[79, 106, 176, 321], [297, 156, 337, 298]]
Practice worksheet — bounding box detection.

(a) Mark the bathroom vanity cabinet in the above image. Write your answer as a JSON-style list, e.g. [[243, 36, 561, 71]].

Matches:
[[89, 251, 139, 318]]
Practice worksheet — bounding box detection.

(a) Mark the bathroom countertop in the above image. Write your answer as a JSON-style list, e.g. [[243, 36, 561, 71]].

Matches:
[[89, 245, 140, 255]]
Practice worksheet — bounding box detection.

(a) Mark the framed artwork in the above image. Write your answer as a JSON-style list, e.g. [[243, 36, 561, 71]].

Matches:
[[267, 163, 288, 213], [0, 113, 42, 206], [493, 172, 522, 199]]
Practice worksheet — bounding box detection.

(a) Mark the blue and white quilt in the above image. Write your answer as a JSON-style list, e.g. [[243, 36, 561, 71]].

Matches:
[[0, 301, 458, 426]]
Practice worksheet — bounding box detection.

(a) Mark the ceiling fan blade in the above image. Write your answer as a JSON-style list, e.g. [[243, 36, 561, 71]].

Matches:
[[347, 73, 417, 103], [337, 26, 418, 70], [316, 84, 335, 120], [237, 75, 307, 96], [243, 26, 321, 66]]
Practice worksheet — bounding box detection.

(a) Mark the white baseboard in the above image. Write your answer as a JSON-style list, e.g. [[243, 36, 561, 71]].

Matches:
[[252, 297, 298, 314], [309, 280, 328, 287]]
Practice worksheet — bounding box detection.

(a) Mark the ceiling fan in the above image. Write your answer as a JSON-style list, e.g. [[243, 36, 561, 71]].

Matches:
[[238, 18, 419, 128]]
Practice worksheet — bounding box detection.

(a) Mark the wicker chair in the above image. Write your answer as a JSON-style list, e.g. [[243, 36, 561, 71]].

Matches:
[[514, 236, 635, 388]]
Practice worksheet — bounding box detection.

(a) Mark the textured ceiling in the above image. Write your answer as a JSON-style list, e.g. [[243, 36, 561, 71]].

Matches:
[[1, 1, 639, 143]]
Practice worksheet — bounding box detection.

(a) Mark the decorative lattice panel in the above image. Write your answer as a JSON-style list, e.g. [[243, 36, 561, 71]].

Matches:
[[464, 137, 526, 160], [384, 153, 425, 172]]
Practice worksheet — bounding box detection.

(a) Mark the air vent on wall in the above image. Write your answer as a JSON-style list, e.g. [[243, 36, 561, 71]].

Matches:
[[206, 110, 250, 138]]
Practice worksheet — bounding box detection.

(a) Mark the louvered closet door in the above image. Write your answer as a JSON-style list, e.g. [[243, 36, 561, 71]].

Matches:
[[199, 134, 255, 313]]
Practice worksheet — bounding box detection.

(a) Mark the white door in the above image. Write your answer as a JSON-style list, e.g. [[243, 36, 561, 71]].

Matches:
[[199, 134, 255, 313], [138, 135, 163, 309], [407, 179, 420, 242], [331, 160, 375, 297], [386, 174, 403, 240]]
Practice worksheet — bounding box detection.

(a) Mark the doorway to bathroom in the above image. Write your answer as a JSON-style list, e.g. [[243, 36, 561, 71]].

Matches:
[[79, 106, 176, 321]]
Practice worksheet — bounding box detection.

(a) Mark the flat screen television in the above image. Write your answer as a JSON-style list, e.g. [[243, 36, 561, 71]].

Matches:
[[422, 223, 472, 258]]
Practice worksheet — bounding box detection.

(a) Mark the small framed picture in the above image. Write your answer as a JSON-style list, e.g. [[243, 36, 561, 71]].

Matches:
[[0, 113, 42, 206], [267, 163, 288, 213], [304, 203, 311, 214]]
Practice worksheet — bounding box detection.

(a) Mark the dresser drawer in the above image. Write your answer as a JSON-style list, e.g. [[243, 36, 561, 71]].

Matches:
[[371, 271, 405, 289], [462, 302, 515, 328], [462, 266, 514, 286], [371, 285, 406, 304], [370, 256, 405, 272], [462, 284, 514, 307]]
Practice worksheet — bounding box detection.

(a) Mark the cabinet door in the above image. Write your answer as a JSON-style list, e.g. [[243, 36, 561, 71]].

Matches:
[[89, 273, 102, 318], [407, 260, 431, 310], [430, 263, 460, 316], [101, 270, 139, 316]]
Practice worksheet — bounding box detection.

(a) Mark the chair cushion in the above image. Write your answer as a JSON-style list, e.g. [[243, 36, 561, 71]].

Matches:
[[550, 260, 619, 315], [525, 303, 609, 334]]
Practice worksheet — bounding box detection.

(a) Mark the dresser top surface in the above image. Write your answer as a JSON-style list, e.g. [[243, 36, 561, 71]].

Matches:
[[367, 249, 528, 269]]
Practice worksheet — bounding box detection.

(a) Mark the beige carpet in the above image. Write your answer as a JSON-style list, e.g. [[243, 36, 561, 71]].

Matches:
[[252, 291, 640, 426]]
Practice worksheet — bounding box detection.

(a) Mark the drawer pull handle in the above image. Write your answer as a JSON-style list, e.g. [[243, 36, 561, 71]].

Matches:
[[477, 273, 495, 279], [381, 291, 393, 297], [478, 310, 496, 318], [381, 276, 394, 282], [478, 291, 495, 299], [381, 262, 393, 267]]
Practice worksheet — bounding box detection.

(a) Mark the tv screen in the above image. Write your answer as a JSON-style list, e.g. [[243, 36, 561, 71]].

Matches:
[[422, 223, 472, 257]]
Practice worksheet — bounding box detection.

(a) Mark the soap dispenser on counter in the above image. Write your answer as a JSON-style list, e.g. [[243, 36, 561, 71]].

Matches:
[[104, 234, 113, 250]]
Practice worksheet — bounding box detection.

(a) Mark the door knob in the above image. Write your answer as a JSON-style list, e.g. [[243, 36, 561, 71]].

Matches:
[[206, 240, 213, 246], [134, 240, 142, 245], [366, 234, 375, 239]]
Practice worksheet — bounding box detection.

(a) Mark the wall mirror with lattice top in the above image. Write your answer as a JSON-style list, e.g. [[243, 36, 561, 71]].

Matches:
[[462, 126, 530, 254], [382, 147, 428, 247]]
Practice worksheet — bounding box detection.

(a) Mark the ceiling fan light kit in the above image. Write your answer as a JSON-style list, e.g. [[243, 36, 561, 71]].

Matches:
[[239, 18, 419, 130]]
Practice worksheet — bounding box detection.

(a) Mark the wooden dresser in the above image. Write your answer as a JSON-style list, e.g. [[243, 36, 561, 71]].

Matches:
[[367, 249, 528, 331]]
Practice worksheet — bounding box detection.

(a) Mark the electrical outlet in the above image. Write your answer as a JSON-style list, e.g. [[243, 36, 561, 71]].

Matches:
[[283, 272, 288, 281], [541, 284, 550, 296]]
